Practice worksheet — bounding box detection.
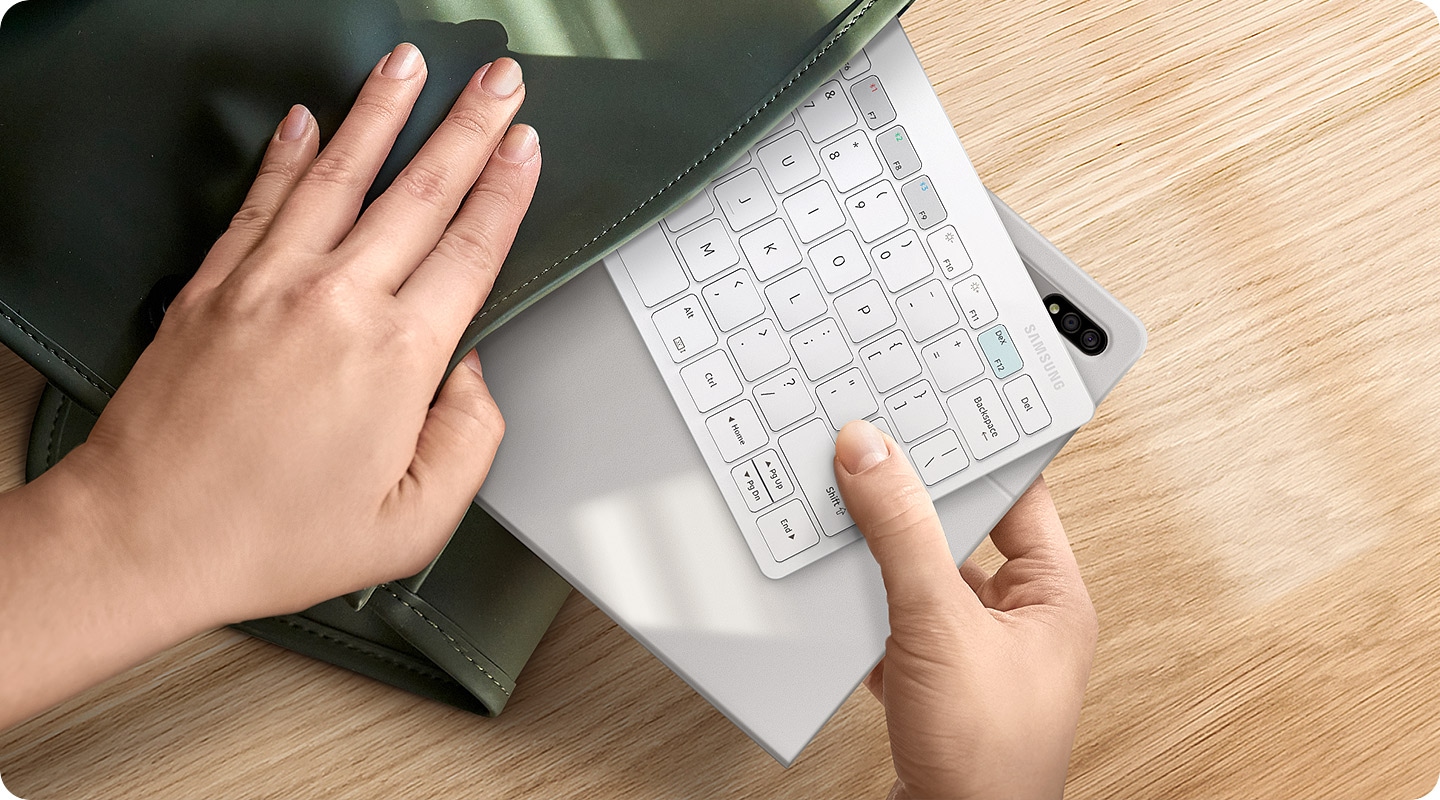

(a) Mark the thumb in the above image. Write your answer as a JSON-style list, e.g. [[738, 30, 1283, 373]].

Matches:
[[834, 420, 972, 614]]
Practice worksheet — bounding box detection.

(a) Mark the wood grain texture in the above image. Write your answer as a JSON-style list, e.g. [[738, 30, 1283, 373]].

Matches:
[[2, 1, 1438, 797]]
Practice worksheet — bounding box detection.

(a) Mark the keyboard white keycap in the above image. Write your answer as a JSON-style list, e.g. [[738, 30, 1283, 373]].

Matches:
[[910, 430, 970, 485], [869, 417, 896, 443], [757, 130, 821, 195], [702, 269, 764, 331], [756, 499, 820, 561], [617, 226, 688, 307], [897, 279, 961, 342], [1003, 375, 1052, 435], [846, 180, 908, 242], [859, 329, 923, 392], [954, 274, 999, 329], [706, 400, 769, 462], [778, 419, 854, 536], [783, 182, 846, 243], [923, 330, 986, 391], [791, 319, 852, 380], [751, 450, 794, 502], [927, 225, 972, 278], [679, 350, 743, 413], [797, 80, 857, 143], [731, 459, 773, 512], [947, 380, 1020, 460], [729, 318, 790, 380], [819, 130, 884, 193], [675, 219, 740, 281], [840, 49, 870, 80], [754, 369, 815, 431], [664, 191, 715, 233], [652, 295, 717, 362], [884, 380, 947, 441], [835, 281, 896, 342], [872, 229, 932, 292], [740, 219, 803, 281], [713, 169, 777, 232], [809, 230, 871, 292], [816, 368, 878, 429], [765, 269, 827, 330]]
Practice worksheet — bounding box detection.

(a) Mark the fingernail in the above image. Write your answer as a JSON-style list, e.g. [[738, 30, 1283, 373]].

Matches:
[[382, 43, 422, 80], [480, 57, 523, 98], [837, 420, 889, 475], [495, 125, 539, 163], [462, 350, 484, 377], [277, 105, 311, 142]]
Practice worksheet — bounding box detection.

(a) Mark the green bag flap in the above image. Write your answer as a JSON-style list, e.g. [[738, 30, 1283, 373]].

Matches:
[[0, 0, 910, 414]]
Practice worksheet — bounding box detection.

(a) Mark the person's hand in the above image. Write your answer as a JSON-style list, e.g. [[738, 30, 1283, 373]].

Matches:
[[834, 420, 1099, 800], [51, 45, 539, 624]]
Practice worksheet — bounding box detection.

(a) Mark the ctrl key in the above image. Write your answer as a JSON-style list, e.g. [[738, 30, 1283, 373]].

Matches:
[[757, 499, 820, 562]]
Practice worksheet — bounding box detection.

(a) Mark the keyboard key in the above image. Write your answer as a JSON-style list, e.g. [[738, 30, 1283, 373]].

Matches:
[[797, 80, 857, 143], [809, 230, 871, 292], [872, 229, 932, 292], [846, 181, 908, 242], [835, 281, 896, 343], [754, 369, 815, 431], [714, 169, 777, 232], [1003, 375, 1052, 435], [859, 330, 923, 392], [954, 274, 999, 328], [816, 368, 879, 429], [977, 324, 1024, 379], [927, 225, 972, 278], [752, 451, 794, 503], [901, 175, 947, 230], [676, 219, 740, 281], [702, 269, 765, 331], [664, 191, 715, 233], [729, 318, 790, 380], [779, 419, 854, 536], [897, 279, 961, 342], [884, 380, 947, 442], [840, 49, 870, 80], [756, 499, 820, 561], [731, 460, 773, 512], [819, 130, 884, 193], [784, 182, 846, 243], [876, 125, 922, 180], [947, 380, 1019, 460], [791, 319, 852, 380], [765, 269, 827, 330], [869, 417, 896, 443], [757, 130, 821, 195], [740, 218, 803, 281], [706, 400, 769, 462], [617, 226, 687, 307], [680, 350, 743, 413], [924, 330, 986, 391], [910, 430, 969, 485], [851, 74, 898, 129], [652, 295, 717, 362]]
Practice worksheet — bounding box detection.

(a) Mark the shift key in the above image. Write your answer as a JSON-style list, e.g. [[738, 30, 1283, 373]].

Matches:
[[779, 419, 855, 536]]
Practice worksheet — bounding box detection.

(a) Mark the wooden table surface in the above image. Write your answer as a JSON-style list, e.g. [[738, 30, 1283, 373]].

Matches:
[[4, 1, 1439, 797]]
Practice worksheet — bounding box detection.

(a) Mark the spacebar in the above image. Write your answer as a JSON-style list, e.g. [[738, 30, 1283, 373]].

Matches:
[[778, 420, 856, 537]]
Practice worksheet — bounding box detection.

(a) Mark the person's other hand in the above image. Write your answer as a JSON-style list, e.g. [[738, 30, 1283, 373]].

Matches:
[[834, 420, 1099, 800], [53, 45, 540, 625]]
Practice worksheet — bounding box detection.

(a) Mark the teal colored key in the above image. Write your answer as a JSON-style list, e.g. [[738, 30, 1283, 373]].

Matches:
[[978, 325, 1023, 379]]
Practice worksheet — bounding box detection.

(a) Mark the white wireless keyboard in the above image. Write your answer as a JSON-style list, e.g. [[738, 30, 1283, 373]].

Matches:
[[604, 20, 1095, 578]]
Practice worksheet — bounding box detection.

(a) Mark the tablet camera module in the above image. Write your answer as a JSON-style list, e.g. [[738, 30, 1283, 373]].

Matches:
[[1045, 294, 1108, 355]]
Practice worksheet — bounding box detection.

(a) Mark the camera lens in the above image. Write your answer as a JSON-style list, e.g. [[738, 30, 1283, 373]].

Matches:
[[1061, 312, 1082, 333], [1080, 329, 1101, 351]]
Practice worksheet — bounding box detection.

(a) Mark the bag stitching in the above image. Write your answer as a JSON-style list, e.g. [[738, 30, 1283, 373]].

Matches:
[[0, 307, 113, 397], [470, 0, 882, 325], [378, 584, 512, 697], [46, 390, 65, 469], [269, 617, 460, 686]]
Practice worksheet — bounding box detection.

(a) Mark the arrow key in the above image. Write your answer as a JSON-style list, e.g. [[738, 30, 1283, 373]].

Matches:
[[731, 460, 773, 512], [751, 450, 794, 503]]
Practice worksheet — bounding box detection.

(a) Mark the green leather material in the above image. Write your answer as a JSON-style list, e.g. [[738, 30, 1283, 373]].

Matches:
[[0, 0, 909, 414], [27, 384, 571, 716]]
